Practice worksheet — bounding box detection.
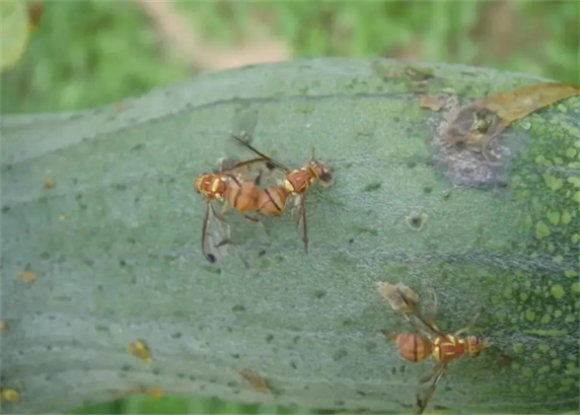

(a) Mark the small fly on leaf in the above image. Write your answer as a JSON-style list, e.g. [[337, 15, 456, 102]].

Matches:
[[232, 131, 334, 254], [127, 340, 152, 363], [381, 287, 488, 415], [238, 369, 272, 394]]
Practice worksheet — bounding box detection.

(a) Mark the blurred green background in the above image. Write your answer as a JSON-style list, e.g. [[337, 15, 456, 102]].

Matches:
[[2, 0, 578, 414]]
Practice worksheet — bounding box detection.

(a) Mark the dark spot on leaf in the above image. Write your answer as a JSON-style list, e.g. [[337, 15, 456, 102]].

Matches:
[[434, 405, 452, 410], [119, 259, 126, 267], [231, 353, 240, 359], [95, 323, 108, 332], [152, 369, 160, 376], [171, 332, 182, 339], [391, 366, 397, 375], [342, 318, 355, 327], [40, 252, 50, 260], [360, 182, 382, 192], [131, 144, 145, 151], [406, 160, 417, 168], [232, 304, 245, 312], [75, 194, 83, 201], [226, 326, 233, 333], [332, 348, 348, 361], [265, 334, 274, 343], [83, 258, 95, 266], [365, 342, 377, 352], [97, 284, 104, 291], [313, 290, 327, 299], [258, 250, 266, 257], [206, 253, 216, 264], [2, 206, 10, 213], [45, 375, 52, 381], [177, 373, 186, 379], [48, 315, 55, 320], [393, 116, 400, 122], [79, 203, 88, 210], [72, 178, 78, 185], [121, 365, 131, 371], [189, 375, 196, 381], [227, 381, 236, 387], [400, 364, 406, 373], [356, 390, 366, 396], [46, 345, 53, 351], [168, 177, 175, 183], [290, 361, 297, 370], [335, 401, 345, 407], [292, 336, 300, 344], [134, 196, 141, 204], [423, 186, 433, 194], [127, 237, 136, 244]]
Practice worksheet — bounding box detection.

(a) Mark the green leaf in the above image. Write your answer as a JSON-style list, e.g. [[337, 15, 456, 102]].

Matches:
[[0, 0, 29, 72], [1, 58, 579, 414]]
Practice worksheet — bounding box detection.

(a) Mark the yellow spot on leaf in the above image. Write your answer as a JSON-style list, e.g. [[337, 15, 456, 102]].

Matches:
[[127, 340, 152, 363], [18, 270, 36, 282], [542, 174, 563, 191], [550, 284, 565, 299], [534, 221, 550, 239], [0, 320, 7, 331], [43, 177, 55, 189], [0, 387, 19, 402]]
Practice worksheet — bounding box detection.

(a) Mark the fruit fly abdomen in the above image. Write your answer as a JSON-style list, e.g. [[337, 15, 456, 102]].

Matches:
[[389, 332, 433, 362], [224, 179, 260, 213], [432, 334, 465, 363], [195, 174, 227, 199], [258, 186, 289, 215]]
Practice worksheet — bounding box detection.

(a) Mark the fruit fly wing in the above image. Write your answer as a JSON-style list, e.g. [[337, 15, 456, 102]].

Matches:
[[376, 282, 419, 315], [231, 134, 290, 171], [414, 361, 447, 415], [294, 194, 308, 253], [201, 202, 231, 264], [405, 313, 445, 341]]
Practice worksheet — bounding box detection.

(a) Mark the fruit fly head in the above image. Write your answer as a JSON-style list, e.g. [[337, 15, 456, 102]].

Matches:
[[464, 335, 488, 357], [307, 159, 334, 186], [194, 173, 227, 199]]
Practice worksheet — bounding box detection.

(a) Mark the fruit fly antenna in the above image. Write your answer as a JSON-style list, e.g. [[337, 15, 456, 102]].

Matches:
[[453, 306, 485, 337]]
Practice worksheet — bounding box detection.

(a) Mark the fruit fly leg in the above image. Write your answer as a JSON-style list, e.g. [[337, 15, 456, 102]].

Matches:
[[414, 361, 448, 415], [453, 306, 484, 337], [423, 287, 439, 326], [294, 194, 308, 253]]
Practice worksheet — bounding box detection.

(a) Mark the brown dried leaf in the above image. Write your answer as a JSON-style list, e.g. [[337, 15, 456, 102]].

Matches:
[[18, 270, 36, 282], [478, 82, 580, 125], [419, 94, 445, 111], [238, 369, 271, 393], [127, 340, 152, 363], [376, 281, 419, 314]]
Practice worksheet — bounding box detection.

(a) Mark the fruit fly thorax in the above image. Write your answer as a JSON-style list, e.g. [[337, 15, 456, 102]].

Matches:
[[464, 335, 488, 357], [432, 334, 465, 363], [283, 169, 312, 195]]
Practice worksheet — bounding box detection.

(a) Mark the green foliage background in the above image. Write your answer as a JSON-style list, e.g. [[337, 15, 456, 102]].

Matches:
[[1, 1, 578, 414]]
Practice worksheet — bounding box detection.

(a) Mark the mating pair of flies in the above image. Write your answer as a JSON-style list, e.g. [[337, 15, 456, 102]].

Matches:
[[377, 282, 489, 415], [194, 133, 334, 263]]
